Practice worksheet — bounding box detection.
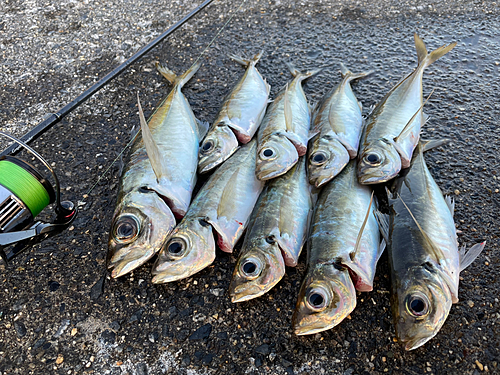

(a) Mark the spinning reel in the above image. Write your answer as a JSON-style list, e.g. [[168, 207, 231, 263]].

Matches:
[[0, 132, 77, 266]]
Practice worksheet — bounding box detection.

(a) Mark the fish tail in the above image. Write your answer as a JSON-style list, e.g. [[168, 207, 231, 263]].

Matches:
[[156, 61, 201, 87], [414, 33, 457, 70], [339, 63, 373, 82], [229, 51, 264, 67], [285, 62, 321, 81]]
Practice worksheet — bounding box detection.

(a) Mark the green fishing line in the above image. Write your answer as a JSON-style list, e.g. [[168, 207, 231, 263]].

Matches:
[[0, 160, 50, 217]]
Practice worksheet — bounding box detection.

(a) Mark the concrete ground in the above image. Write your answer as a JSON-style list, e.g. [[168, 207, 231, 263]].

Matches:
[[0, 0, 499, 374]]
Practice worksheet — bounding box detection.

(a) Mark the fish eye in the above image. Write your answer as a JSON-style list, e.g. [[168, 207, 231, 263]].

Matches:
[[113, 215, 140, 243], [260, 147, 277, 160], [364, 152, 382, 165], [240, 257, 262, 279], [305, 287, 329, 311], [265, 235, 276, 244], [406, 294, 430, 318], [166, 238, 188, 258], [201, 139, 216, 153], [310, 151, 328, 165]]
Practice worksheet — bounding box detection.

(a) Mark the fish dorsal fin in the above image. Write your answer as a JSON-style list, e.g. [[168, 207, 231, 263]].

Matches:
[[217, 167, 241, 220], [459, 242, 486, 272], [284, 83, 294, 132], [394, 88, 435, 144], [398, 193, 445, 265], [444, 195, 455, 217], [137, 93, 166, 182], [350, 191, 375, 261]]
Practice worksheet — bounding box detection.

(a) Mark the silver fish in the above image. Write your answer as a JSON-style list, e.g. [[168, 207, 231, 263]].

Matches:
[[358, 34, 456, 184], [198, 52, 270, 173], [293, 160, 384, 335], [107, 62, 208, 278], [229, 157, 313, 303], [255, 63, 318, 180], [382, 140, 485, 350], [152, 139, 264, 283], [308, 63, 372, 187]]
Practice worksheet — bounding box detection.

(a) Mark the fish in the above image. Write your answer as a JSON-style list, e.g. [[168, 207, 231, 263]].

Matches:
[[293, 159, 384, 335], [151, 139, 264, 283], [255, 63, 318, 180], [198, 52, 270, 173], [308, 63, 372, 187], [229, 156, 313, 303], [357, 33, 456, 185], [381, 140, 485, 350], [107, 62, 208, 278]]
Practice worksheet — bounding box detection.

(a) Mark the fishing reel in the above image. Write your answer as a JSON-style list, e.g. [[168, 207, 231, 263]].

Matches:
[[0, 132, 77, 267]]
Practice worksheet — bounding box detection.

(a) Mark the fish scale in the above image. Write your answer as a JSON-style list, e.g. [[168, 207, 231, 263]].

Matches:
[[357, 33, 456, 185], [152, 139, 264, 283], [308, 63, 371, 187], [293, 159, 383, 335], [107, 62, 206, 278], [385, 140, 485, 350], [229, 157, 313, 303]]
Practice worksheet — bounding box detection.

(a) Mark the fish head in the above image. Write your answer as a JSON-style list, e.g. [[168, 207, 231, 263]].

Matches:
[[293, 265, 356, 335], [107, 189, 176, 278], [198, 124, 239, 173], [229, 238, 286, 302], [308, 136, 350, 187], [357, 139, 401, 184], [255, 134, 299, 180], [151, 217, 215, 283], [392, 265, 453, 350]]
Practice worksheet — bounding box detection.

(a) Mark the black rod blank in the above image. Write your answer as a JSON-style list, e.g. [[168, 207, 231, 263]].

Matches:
[[0, 0, 215, 157]]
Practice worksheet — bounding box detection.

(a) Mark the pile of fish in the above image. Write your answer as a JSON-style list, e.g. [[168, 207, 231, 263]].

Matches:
[[106, 34, 485, 350]]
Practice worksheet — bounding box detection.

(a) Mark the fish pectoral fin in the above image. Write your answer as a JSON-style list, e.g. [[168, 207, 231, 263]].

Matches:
[[389, 139, 412, 168], [459, 241, 486, 272], [196, 119, 210, 140], [137, 93, 167, 182], [393, 89, 437, 165], [352, 191, 375, 261], [343, 258, 371, 289], [217, 167, 241, 221]]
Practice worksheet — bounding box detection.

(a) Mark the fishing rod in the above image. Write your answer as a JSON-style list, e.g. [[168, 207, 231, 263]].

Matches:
[[0, 0, 215, 157]]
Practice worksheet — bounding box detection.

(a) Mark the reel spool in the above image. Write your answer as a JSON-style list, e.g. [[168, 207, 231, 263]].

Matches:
[[0, 132, 77, 266]]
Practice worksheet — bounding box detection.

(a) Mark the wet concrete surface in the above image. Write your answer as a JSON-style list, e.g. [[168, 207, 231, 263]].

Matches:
[[1, 0, 499, 374]]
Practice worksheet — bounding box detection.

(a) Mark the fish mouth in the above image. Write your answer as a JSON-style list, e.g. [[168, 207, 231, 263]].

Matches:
[[151, 253, 215, 283], [357, 169, 397, 185], [198, 146, 239, 174], [255, 163, 289, 180], [401, 335, 432, 351], [309, 174, 333, 188], [109, 249, 155, 278]]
